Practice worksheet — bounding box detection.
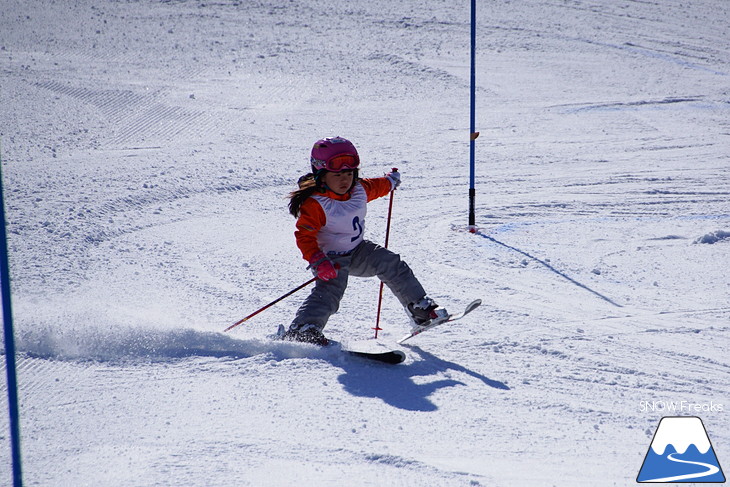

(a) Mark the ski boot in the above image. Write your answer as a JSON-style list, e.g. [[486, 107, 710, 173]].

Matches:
[[407, 296, 449, 332], [279, 323, 330, 347]]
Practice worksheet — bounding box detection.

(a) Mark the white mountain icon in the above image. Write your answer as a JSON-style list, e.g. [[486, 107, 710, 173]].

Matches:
[[650, 417, 711, 455]]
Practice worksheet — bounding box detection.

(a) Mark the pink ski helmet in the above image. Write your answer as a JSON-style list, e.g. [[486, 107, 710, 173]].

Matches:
[[310, 136, 360, 173]]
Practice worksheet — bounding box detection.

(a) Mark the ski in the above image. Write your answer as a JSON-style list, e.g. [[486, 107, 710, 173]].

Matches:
[[342, 347, 406, 364], [275, 326, 406, 364], [397, 299, 482, 344]]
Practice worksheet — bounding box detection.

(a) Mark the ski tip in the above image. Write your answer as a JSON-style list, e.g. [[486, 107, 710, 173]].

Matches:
[[391, 350, 407, 364], [383, 349, 407, 364]]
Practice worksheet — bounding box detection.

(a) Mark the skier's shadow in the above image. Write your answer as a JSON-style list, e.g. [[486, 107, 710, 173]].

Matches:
[[336, 346, 509, 412]]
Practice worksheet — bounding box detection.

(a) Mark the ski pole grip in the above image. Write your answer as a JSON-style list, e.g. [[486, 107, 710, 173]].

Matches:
[[389, 168, 399, 191]]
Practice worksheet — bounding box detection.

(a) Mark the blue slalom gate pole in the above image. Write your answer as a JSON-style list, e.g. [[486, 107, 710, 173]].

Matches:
[[0, 144, 24, 487], [468, 0, 478, 232]]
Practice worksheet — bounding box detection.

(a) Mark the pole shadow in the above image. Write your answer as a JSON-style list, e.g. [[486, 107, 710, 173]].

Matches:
[[475, 230, 622, 307]]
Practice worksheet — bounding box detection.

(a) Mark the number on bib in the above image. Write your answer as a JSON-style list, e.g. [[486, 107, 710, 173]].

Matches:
[[351, 216, 363, 242]]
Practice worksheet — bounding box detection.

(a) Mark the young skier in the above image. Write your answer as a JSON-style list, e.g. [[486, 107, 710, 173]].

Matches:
[[281, 136, 448, 345]]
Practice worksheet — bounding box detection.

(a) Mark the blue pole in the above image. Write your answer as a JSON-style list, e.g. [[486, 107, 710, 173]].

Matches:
[[468, 0, 478, 232], [0, 144, 24, 487]]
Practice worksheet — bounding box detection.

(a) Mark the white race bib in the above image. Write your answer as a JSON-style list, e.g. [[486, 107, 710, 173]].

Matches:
[[312, 183, 367, 255]]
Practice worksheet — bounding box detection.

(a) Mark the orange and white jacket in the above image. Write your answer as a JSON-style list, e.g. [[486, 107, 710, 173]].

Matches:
[[295, 177, 394, 261]]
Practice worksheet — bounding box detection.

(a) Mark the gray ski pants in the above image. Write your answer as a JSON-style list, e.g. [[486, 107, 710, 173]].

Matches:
[[291, 240, 426, 331]]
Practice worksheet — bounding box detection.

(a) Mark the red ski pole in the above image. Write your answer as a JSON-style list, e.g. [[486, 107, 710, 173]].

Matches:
[[373, 168, 398, 339], [224, 276, 317, 332]]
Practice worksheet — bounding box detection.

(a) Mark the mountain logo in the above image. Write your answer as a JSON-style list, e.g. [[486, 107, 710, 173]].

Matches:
[[637, 416, 726, 483]]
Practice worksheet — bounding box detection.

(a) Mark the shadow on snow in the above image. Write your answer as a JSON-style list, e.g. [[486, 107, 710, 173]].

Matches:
[[337, 345, 510, 412]]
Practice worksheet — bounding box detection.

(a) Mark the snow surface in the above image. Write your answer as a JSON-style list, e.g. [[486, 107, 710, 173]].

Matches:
[[1, 0, 729, 485]]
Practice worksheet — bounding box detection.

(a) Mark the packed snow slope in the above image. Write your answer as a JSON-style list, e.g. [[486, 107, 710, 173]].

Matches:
[[1, 0, 729, 485]]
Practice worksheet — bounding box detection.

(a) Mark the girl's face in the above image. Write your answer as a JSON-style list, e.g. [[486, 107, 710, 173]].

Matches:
[[322, 170, 354, 195]]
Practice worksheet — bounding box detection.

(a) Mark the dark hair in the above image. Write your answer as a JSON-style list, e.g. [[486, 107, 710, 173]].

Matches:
[[288, 173, 322, 217], [288, 169, 360, 217]]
